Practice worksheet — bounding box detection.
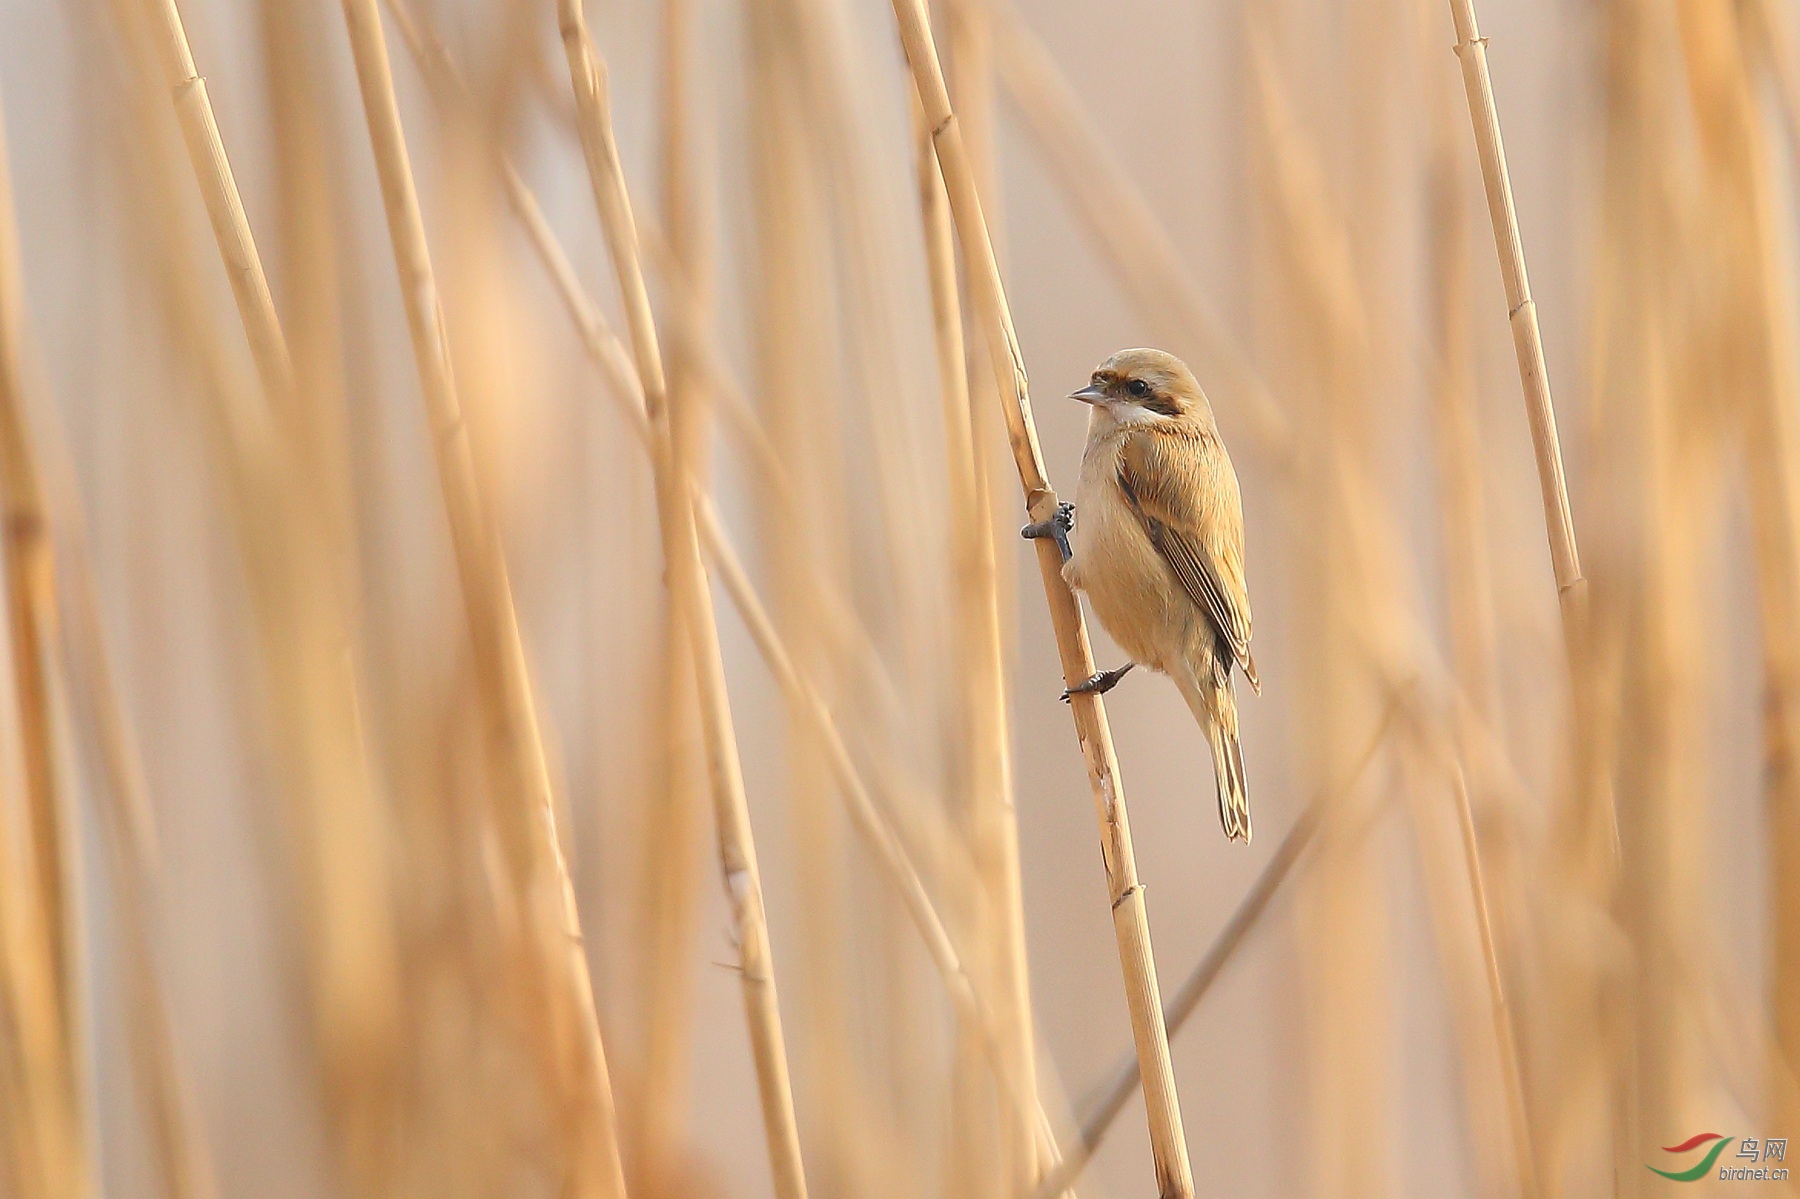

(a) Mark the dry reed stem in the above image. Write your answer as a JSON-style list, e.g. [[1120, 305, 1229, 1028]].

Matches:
[[40, 368, 214, 1197], [531, 42, 1065, 1179], [914, 85, 1043, 1198], [629, 0, 713, 1182], [335, 1, 628, 1194], [503, 183, 1067, 1165], [143, 0, 298, 415], [129, 2, 414, 1191], [58, 521, 216, 1199], [0, 94, 90, 1199], [737, 11, 870, 1190], [1677, 0, 1800, 1144], [382, 0, 1050, 1144], [1250, 31, 1397, 1199], [255, 0, 359, 565], [1443, 751, 1540, 1199], [1446, 0, 1589, 653], [1248, 33, 1529, 1199], [6, 76, 213, 1199], [386, 1, 1066, 1170], [552, 11, 807, 1197], [1030, 703, 1399, 1199], [696, 495, 1065, 1163], [386, 0, 929, 937], [0, 255, 75, 1068], [887, 4, 1194, 1195], [1425, 61, 1541, 1199]]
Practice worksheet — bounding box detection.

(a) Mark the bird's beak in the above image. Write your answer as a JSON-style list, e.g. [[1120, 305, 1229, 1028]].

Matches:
[[1069, 383, 1107, 405]]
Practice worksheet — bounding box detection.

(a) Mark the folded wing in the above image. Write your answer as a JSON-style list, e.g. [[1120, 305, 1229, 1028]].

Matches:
[[1116, 428, 1258, 691]]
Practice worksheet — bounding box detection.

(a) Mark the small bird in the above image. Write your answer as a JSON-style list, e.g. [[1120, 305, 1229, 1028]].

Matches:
[[1023, 348, 1259, 842]]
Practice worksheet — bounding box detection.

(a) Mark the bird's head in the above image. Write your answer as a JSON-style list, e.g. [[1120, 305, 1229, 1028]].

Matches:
[[1069, 348, 1211, 429]]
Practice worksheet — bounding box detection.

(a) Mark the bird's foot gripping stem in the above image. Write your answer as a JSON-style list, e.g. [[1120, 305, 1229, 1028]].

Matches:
[[1021, 501, 1075, 563], [1060, 662, 1134, 703]]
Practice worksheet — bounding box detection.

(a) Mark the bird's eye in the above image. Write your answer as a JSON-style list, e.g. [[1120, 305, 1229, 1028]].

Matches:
[[1127, 379, 1151, 398]]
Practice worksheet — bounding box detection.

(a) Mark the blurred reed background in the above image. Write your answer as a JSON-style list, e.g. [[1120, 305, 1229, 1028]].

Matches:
[[0, 0, 1793, 1194]]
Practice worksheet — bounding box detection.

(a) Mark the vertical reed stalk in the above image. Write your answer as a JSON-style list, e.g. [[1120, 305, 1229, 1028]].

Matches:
[[740, 5, 862, 1188], [0, 94, 90, 1199], [1424, 67, 1542, 1199], [1445, 0, 1588, 650], [9, 68, 214, 1199], [914, 91, 1041, 1198], [132, 2, 409, 1191], [552, 11, 808, 1198], [1674, 0, 1800, 1146], [1031, 706, 1397, 1199], [629, 0, 713, 1184], [378, 16, 1052, 1164], [335, 1, 628, 1194], [887, 4, 1194, 1195], [917, 83, 1004, 1199]]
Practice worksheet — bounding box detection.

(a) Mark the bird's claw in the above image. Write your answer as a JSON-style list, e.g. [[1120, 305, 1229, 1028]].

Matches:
[[1021, 501, 1075, 563], [1059, 662, 1135, 703]]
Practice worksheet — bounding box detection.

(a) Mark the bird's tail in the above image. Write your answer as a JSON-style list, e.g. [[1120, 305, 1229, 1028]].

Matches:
[[1176, 666, 1251, 843]]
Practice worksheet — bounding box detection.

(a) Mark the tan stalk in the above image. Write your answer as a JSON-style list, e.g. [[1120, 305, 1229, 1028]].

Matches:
[[1678, 0, 1800, 1149], [914, 87, 1042, 1199], [1445, 0, 1588, 652], [552, 11, 807, 1198], [255, 0, 360, 561], [383, 0, 1064, 1165], [385, 0, 953, 1037], [740, 6, 865, 1190], [5, 86, 214, 1199], [1249, 31, 1402, 1199], [629, 0, 713, 1184], [0, 93, 91, 1199], [335, 0, 628, 1194], [1030, 705, 1399, 1199], [129, 1, 413, 1192], [886, 3, 1194, 1194], [1425, 56, 1542, 1199]]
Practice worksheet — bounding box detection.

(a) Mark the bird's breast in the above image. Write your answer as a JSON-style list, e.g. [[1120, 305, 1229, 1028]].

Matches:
[[1069, 441, 1196, 669]]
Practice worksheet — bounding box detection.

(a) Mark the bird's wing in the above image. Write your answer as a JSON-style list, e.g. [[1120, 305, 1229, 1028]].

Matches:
[[1117, 427, 1258, 690]]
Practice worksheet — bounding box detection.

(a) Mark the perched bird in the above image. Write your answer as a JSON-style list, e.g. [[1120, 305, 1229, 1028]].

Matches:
[[1024, 348, 1259, 842]]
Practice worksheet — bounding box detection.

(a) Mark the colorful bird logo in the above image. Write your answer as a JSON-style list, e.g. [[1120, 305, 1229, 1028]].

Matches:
[[1648, 1133, 1737, 1182]]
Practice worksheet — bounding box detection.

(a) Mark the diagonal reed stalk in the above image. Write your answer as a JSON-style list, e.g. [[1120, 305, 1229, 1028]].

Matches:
[[379, 0, 1067, 1170], [887, 3, 1195, 1195], [552, 9, 807, 1198], [1445, 0, 1588, 652], [1030, 704, 1399, 1199], [334, 1, 628, 1194], [130, 1, 409, 1192]]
